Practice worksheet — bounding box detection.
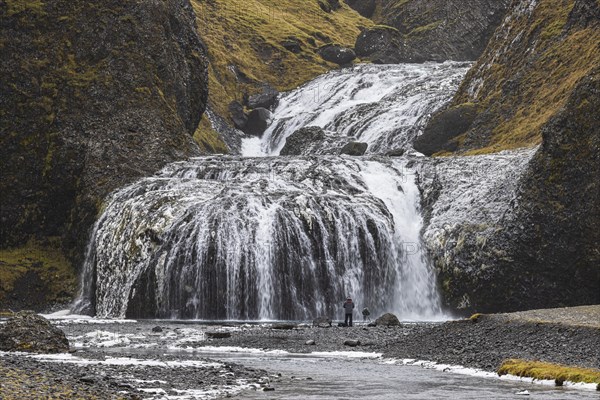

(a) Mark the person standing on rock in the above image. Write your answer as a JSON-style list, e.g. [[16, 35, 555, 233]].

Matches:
[[343, 297, 355, 327]]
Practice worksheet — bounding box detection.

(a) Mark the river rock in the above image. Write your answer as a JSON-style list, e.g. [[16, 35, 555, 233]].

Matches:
[[340, 141, 368, 156], [375, 313, 400, 327], [281, 127, 326, 156], [152, 326, 163, 333], [305, 340, 316, 345], [318, 44, 356, 65], [312, 316, 333, 328], [247, 85, 279, 110], [244, 108, 272, 137], [206, 331, 231, 339], [0, 311, 69, 353], [343, 339, 360, 347]]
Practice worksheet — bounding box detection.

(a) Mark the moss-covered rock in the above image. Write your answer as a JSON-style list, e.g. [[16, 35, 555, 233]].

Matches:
[[0, 0, 209, 305]]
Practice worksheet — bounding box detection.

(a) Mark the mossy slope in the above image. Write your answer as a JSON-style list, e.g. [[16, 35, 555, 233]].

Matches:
[[445, 0, 600, 154], [190, 0, 372, 145]]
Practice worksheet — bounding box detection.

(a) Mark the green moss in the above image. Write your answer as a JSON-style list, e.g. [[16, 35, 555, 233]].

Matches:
[[498, 359, 600, 385], [5, 0, 46, 17], [469, 313, 483, 322], [190, 0, 373, 121], [0, 238, 77, 305], [408, 20, 441, 36], [193, 116, 228, 154]]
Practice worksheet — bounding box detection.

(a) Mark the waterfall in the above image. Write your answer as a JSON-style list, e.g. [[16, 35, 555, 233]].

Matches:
[[75, 63, 473, 320]]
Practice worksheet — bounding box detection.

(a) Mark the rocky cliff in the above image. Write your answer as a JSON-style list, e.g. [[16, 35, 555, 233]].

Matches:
[[349, 0, 509, 63], [419, 0, 600, 313], [0, 0, 208, 309]]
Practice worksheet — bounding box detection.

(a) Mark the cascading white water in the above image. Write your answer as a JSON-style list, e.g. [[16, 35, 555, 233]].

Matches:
[[76, 63, 477, 321], [245, 62, 471, 156]]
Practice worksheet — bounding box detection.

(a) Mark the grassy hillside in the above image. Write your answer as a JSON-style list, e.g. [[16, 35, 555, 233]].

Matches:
[[189, 0, 373, 151], [449, 0, 600, 154]]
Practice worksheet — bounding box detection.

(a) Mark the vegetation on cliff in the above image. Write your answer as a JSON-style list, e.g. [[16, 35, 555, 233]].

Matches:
[[189, 0, 372, 146], [420, 0, 600, 155]]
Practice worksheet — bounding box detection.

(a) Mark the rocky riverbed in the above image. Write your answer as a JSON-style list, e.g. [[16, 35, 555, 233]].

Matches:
[[1, 306, 598, 398]]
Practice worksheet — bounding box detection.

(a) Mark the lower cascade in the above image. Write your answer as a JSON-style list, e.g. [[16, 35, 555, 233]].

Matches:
[[75, 63, 477, 320]]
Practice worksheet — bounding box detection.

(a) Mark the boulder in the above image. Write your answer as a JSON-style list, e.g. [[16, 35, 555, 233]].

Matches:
[[343, 339, 360, 347], [340, 141, 368, 156], [318, 44, 356, 65], [345, 0, 376, 18], [151, 326, 163, 333], [247, 85, 279, 110], [305, 340, 316, 345], [375, 313, 400, 327], [318, 0, 341, 13], [312, 316, 333, 328], [281, 127, 326, 156], [413, 103, 478, 156], [229, 100, 248, 130], [385, 148, 405, 157], [206, 331, 231, 339], [0, 311, 69, 353], [244, 108, 272, 137], [355, 26, 406, 64]]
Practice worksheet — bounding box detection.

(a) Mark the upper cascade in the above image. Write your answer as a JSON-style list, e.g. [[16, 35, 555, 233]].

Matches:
[[244, 63, 470, 157]]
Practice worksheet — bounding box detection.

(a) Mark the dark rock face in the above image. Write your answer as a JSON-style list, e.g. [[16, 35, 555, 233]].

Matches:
[[229, 100, 248, 130], [247, 85, 279, 110], [244, 108, 272, 137], [280, 127, 326, 156], [318, 44, 356, 65], [318, 0, 341, 13], [0, 311, 69, 353], [353, 0, 509, 63], [345, 0, 376, 18], [355, 26, 406, 64], [340, 142, 368, 156], [0, 1, 208, 263], [375, 313, 400, 327], [433, 70, 600, 313], [281, 37, 302, 53], [414, 103, 478, 156]]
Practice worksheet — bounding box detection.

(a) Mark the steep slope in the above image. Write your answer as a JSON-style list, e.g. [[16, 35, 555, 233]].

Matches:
[[190, 0, 373, 151], [418, 0, 600, 312], [416, 0, 600, 155], [0, 0, 208, 310]]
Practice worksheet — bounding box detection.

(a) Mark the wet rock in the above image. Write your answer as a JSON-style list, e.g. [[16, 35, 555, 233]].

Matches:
[[375, 313, 400, 327], [0, 311, 69, 353], [385, 148, 405, 157], [152, 326, 163, 333], [263, 387, 275, 391], [305, 340, 316, 345], [318, 44, 356, 65], [281, 127, 326, 156], [229, 100, 248, 130], [206, 331, 231, 339], [247, 85, 279, 110], [343, 339, 360, 347], [340, 142, 368, 156], [244, 108, 272, 137], [312, 316, 333, 328]]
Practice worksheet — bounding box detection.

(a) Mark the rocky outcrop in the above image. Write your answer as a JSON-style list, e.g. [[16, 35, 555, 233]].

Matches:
[[0, 0, 208, 267], [0, 311, 69, 353], [425, 0, 600, 154], [352, 0, 509, 63], [340, 142, 368, 156], [244, 108, 272, 137], [421, 0, 600, 312]]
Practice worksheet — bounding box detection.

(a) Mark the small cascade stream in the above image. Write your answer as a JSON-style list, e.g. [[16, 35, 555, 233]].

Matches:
[[75, 62, 490, 321]]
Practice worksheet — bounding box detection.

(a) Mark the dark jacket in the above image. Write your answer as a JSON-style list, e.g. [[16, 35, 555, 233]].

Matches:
[[343, 300, 355, 314]]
